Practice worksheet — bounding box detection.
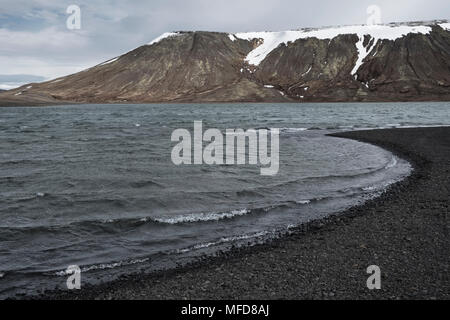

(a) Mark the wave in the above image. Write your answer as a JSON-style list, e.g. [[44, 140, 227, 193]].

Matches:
[[0, 199, 316, 235], [152, 208, 250, 224], [54, 257, 151, 276], [255, 163, 396, 192], [0, 159, 46, 166], [139, 200, 313, 225], [384, 156, 398, 169], [47, 223, 297, 276], [280, 127, 308, 133], [0, 209, 251, 232], [129, 180, 164, 188], [175, 219, 307, 255], [50, 230, 274, 275], [176, 230, 272, 254], [361, 179, 398, 192]]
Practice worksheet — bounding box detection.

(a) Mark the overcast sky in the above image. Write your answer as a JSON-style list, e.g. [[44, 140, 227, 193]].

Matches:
[[0, 0, 448, 88]]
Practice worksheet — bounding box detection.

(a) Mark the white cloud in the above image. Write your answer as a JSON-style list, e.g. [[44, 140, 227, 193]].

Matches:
[[0, 26, 94, 81], [0, 83, 24, 90], [0, 55, 92, 80], [0, 27, 89, 54]]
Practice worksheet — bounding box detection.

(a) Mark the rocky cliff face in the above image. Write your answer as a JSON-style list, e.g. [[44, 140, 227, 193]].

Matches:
[[1, 21, 449, 106]]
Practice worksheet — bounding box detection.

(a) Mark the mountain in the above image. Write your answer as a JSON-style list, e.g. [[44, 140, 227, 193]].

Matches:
[[1, 20, 449, 106]]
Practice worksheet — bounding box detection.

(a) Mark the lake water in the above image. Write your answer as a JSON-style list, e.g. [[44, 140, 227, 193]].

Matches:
[[0, 102, 449, 297]]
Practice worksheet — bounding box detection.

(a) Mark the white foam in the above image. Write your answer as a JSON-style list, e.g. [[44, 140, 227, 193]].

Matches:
[[362, 179, 398, 192], [177, 230, 270, 253], [235, 24, 432, 73], [264, 84, 274, 88], [55, 257, 150, 275], [224, 129, 259, 135], [155, 208, 250, 224], [280, 127, 308, 133], [385, 156, 398, 169], [148, 32, 181, 45]]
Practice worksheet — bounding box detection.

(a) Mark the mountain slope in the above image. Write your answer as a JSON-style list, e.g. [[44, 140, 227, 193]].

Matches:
[[1, 21, 449, 106]]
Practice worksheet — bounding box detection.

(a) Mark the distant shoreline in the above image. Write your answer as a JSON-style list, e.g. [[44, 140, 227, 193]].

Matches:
[[36, 126, 450, 300], [1, 99, 450, 108]]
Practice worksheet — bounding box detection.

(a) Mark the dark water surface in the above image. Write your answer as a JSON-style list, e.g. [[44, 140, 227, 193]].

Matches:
[[0, 102, 448, 297]]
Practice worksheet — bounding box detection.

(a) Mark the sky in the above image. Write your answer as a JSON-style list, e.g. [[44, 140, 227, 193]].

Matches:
[[0, 0, 448, 89]]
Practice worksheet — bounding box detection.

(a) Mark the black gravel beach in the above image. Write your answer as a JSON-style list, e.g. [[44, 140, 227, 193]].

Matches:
[[43, 127, 449, 300]]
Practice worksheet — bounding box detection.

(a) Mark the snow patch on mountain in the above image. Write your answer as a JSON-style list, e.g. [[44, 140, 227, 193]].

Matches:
[[301, 65, 312, 76], [439, 23, 450, 30], [235, 24, 432, 70], [148, 32, 181, 45], [99, 57, 119, 66], [351, 37, 369, 79]]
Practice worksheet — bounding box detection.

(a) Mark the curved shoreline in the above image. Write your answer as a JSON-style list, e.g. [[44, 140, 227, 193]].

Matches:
[[37, 127, 450, 299]]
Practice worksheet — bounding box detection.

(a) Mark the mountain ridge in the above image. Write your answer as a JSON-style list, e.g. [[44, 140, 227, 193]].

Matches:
[[1, 20, 449, 106]]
